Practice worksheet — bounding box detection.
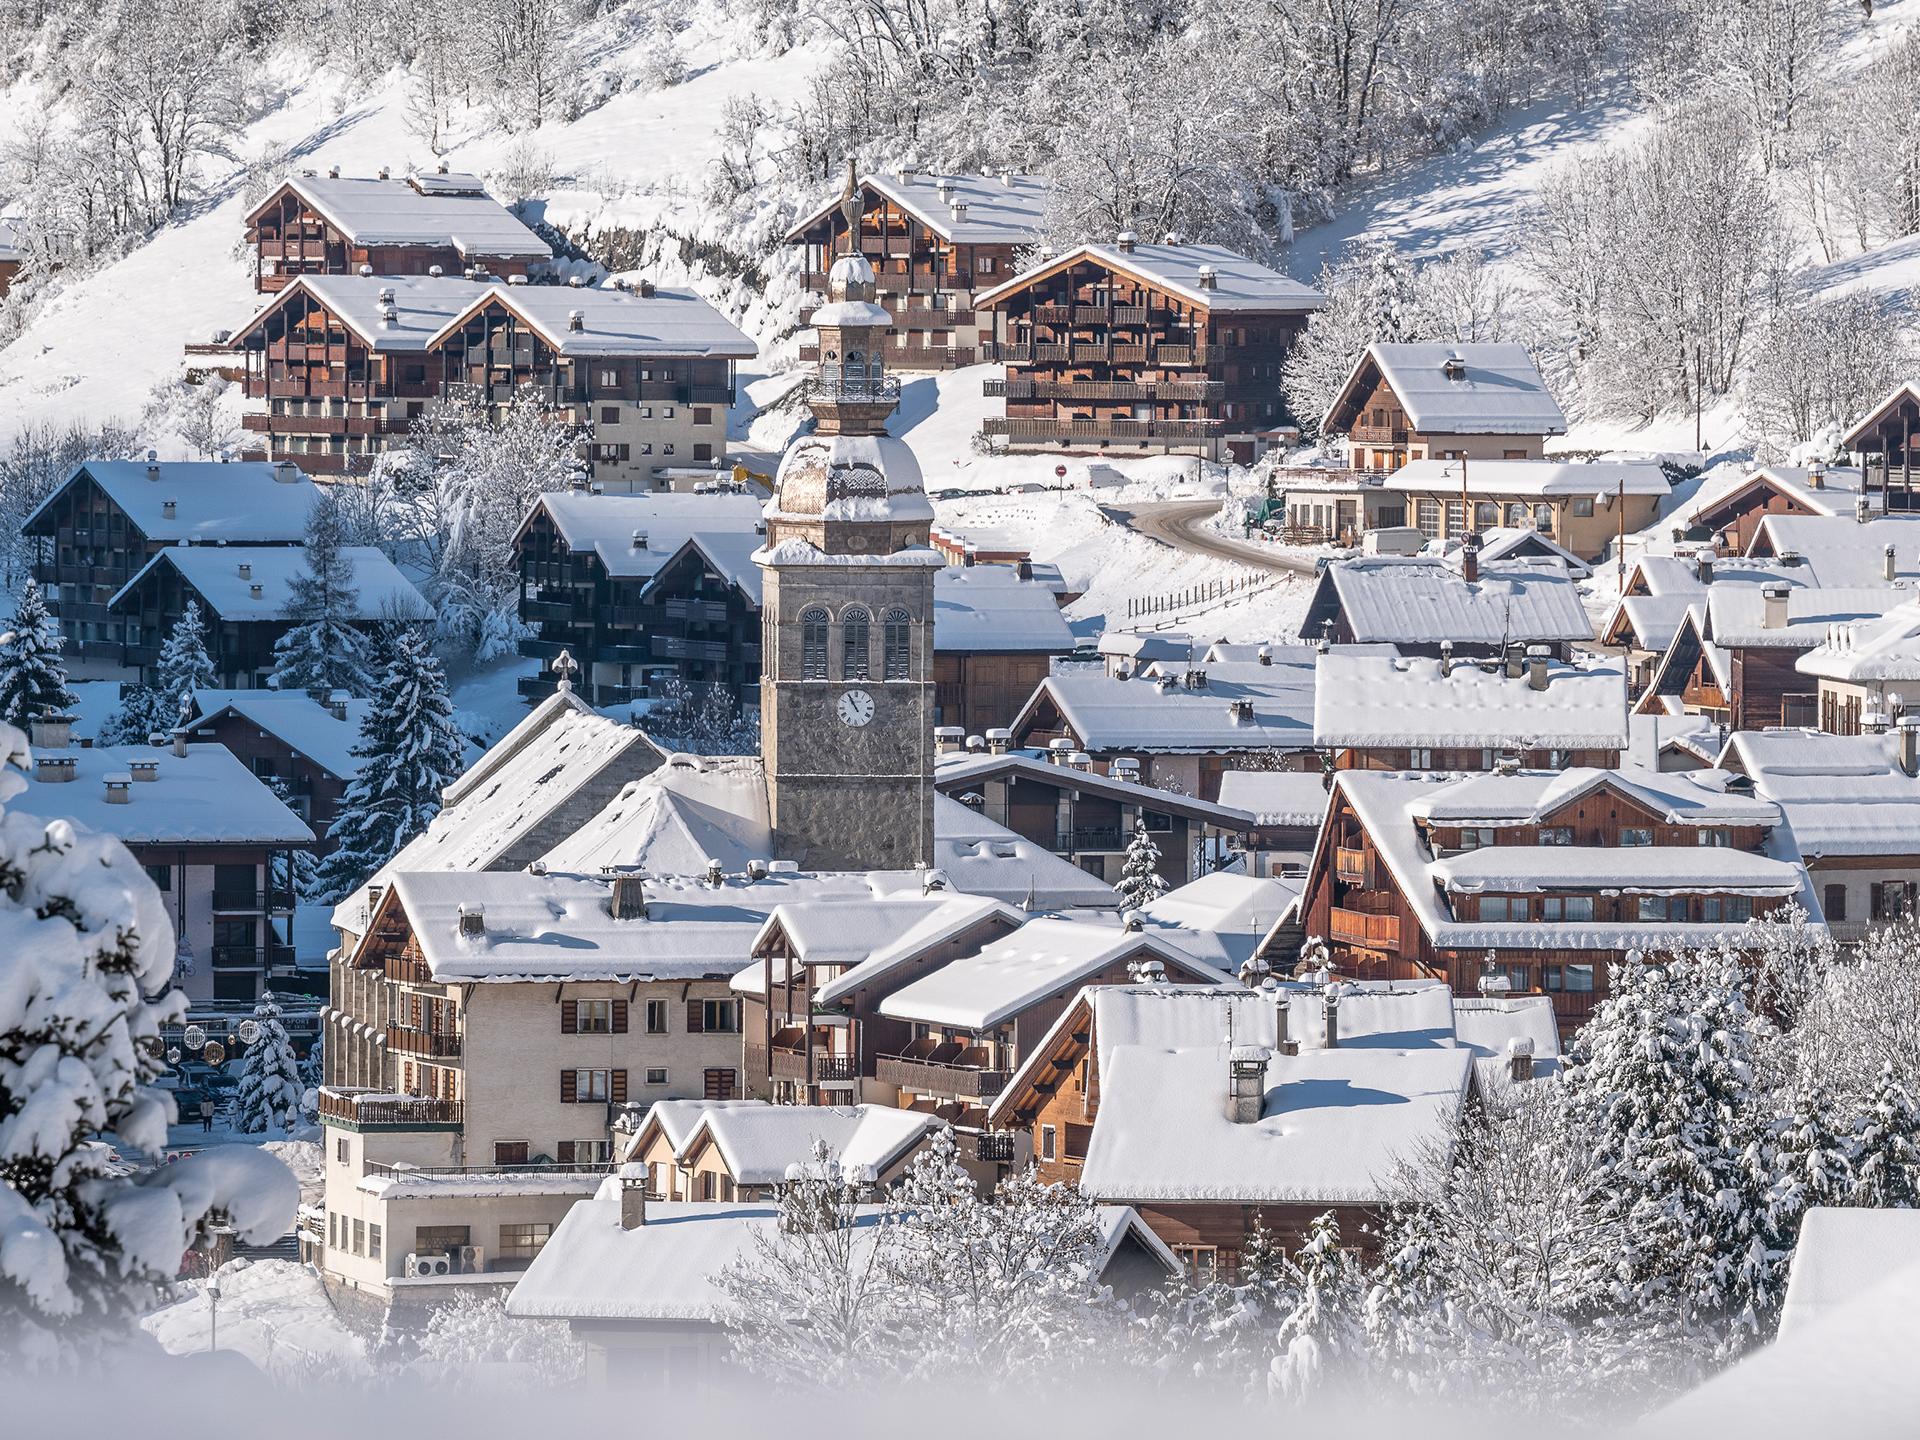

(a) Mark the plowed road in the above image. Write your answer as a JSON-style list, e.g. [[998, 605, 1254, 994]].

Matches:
[[1104, 499, 1318, 575]]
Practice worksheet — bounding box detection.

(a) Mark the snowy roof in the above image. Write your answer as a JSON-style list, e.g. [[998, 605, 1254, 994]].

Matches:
[[932, 565, 1074, 654], [1132, 873, 1302, 974], [874, 917, 1230, 1030], [1706, 586, 1891, 649], [1683, 463, 1866, 528], [430, 283, 757, 360], [538, 753, 773, 876], [631, 1098, 764, 1156], [763, 433, 935, 530], [1467, 528, 1592, 578], [1097, 631, 1193, 662], [1213, 770, 1331, 827], [1385, 458, 1666, 499], [1429, 845, 1803, 896], [1778, 1208, 1920, 1339], [771, 893, 1019, 1003], [933, 751, 1258, 828], [384, 868, 883, 983], [261, 174, 551, 258], [1077, 1042, 1473, 1204], [1408, 765, 1778, 827], [1313, 651, 1629, 750], [1842, 381, 1920, 448], [1331, 343, 1567, 437], [1306, 556, 1594, 647], [788, 170, 1055, 246], [1606, 593, 1703, 651], [677, 1104, 936, 1185], [1795, 598, 1920, 681], [22, 461, 320, 544], [976, 242, 1327, 314], [1017, 665, 1317, 754], [924, 795, 1122, 909], [189, 689, 376, 779], [7, 741, 313, 846], [1747, 514, 1920, 587], [1722, 728, 1920, 859], [526, 491, 766, 596], [108, 544, 430, 622]]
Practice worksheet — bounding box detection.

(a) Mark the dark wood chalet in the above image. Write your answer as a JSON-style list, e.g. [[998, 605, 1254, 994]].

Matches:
[[974, 238, 1326, 464], [513, 492, 765, 709], [186, 690, 374, 852], [1684, 463, 1864, 554], [245, 167, 551, 292], [787, 168, 1050, 369], [1844, 382, 1920, 513], [20, 460, 319, 679], [1285, 768, 1799, 1034], [1321, 342, 1567, 473]]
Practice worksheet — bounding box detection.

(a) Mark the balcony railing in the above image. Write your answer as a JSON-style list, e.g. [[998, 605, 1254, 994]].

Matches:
[[876, 1053, 1009, 1099], [984, 378, 1224, 402], [982, 418, 1227, 443], [212, 888, 296, 913], [317, 1088, 462, 1130], [812, 375, 900, 404], [1056, 827, 1125, 853], [1329, 907, 1401, 951], [745, 1045, 858, 1082], [1334, 846, 1370, 883], [387, 1024, 463, 1058], [974, 1132, 1017, 1164]]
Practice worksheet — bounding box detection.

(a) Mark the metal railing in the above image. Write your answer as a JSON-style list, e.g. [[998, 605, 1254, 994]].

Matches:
[[974, 1133, 1017, 1164], [812, 375, 900, 404], [317, 1089, 462, 1128]]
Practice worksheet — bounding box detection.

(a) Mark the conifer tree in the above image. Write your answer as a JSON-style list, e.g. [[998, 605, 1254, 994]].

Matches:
[[1852, 1060, 1920, 1208], [271, 496, 374, 697], [1269, 1211, 1372, 1404], [312, 628, 465, 900], [154, 598, 217, 724], [97, 685, 165, 748], [264, 776, 320, 899], [1116, 822, 1170, 909], [1763, 1077, 1854, 1259], [233, 992, 305, 1134], [0, 578, 77, 728]]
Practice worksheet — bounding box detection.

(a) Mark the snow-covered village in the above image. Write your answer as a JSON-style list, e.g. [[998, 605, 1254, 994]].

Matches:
[[4, 0, 1920, 1432]]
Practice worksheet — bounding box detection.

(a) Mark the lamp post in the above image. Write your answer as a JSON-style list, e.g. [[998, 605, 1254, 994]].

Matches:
[[206, 1280, 221, 1354]]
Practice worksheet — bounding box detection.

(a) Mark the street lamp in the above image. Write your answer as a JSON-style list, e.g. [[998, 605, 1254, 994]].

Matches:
[[206, 1280, 221, 1354]]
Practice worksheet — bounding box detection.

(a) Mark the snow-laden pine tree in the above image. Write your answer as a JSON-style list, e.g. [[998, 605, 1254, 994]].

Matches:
[[271, 496, 374, 697], [1560, 951, 1775, 1349], [264, 776, 320, 900], [1269, 1211, 1373, 1406], [1851, 1060, 1920, 1208], [1139, 1216, 1298, 1389], [96, 685, 165, 747], [1761, 1077, 1854, 1274], [232, 992, 305, 1134], [1117, 823, 1170, 910], [0, 719, 298, 1364], [154, 598, 217, 724], [311, 628, 465, 901], [0, 578, 77, 729]]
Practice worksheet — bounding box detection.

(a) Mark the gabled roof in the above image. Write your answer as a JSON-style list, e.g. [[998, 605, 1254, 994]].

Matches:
[[21, 461, 319, 543], [538, 753, 773, 877], [772, 893, 1021, 1004], [1011, 666, 1317, 754], [975, 241, 1326, 315], [1795, 599, 1920, 682], [925, 795, 1122, 909], [1131, 873, 1303, 975], [107, 545, 431, 622], [1302, 556, 1594, 648], [932, 565, 1075, 655], [1747, 513, 1920, 587], [1841, 381, 1920, 448], [522, 491, 766, 597], [1684, 464, 1864, 528], [676, 1104, 936, 1186], [1472, 527, 1593, 577], [1325, 343, 1566, 437], [7, 740, 313, 846], [785, 170, 1054, 246], [189, 689, 376, 779], [250, 173, 551, 259], [1722, 727, 1920, 859], [1213, 770, 1332, 827], [933, 750, 1258, 828], [1313, 650, 1629, 751], [1705, 585, 1890, 649]]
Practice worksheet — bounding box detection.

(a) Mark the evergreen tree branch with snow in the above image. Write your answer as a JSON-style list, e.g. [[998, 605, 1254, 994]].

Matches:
[[1117, 823, 1170, 910], [271, 494, 375, 698], [232, 992, 305, 1135], [153, 598, 218, 727], [0, 579, 77, 730]]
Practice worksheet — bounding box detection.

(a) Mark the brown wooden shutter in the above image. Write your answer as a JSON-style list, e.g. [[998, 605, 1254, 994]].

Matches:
[[611, 1069, 628, 1104], [687, 1000, 705, 1033], [560, 1000, 578, 1034], [560, 1069, 577, 1104], [611, 999, 629, 1034]]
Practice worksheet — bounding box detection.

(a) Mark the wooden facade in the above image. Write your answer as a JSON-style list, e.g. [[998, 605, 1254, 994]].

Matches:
[[1638, 610, 1822, 732], [1844, 384, 1920, 513], [185, 704, 355, 854], [976, 246, 1310, 463], [246, 181, 540, 293], [932, 650, 1054, 735], [1690, 472, 1845, 553], [106, 560, 342, 689]]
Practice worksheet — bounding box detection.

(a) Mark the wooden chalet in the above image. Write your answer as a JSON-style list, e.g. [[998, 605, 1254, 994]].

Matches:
[[229, 275, 751, 482], [1299, 552, 1595, 661], [245, 166, 551, 292], [1323, 343, 1566, 473], [514, 491, 766, 709], [621, 1100, 936, 1202], [974, 238, 1326, 464], [1682, 462, 1868, 554], [1844, 382, 1920, 513], [787, 168, 1050, 369], [928, 563, 1075, 733], [19, 459, 319, 679], [185, 689, 376, 851], [1285, 768, 1801, 1034]]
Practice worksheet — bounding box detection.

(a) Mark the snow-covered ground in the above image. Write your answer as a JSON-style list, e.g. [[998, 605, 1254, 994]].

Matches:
[[144, 1258, 369, 1377]]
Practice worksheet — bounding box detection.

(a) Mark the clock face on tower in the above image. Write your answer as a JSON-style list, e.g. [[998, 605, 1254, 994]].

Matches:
[[837, 688, 876, 727]]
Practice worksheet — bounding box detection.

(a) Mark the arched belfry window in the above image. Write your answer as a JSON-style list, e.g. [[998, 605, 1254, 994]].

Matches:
[[883, 608, 912, 679], [801, 607, 829, 680], [842, 607, 872, 680]]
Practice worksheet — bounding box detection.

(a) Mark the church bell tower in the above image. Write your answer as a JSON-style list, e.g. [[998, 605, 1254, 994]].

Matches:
[[756, 163, 940, 870]]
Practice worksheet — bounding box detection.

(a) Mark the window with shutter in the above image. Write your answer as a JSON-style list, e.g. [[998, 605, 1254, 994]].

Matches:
[[560, 1069, 577, 1103], [561, 1000, 578, 1034], [611, 1000, 629, 1034], [687, 999, 705, 1033], [611, 1070, 628, 1104], [704, 1068, 737, 1099]]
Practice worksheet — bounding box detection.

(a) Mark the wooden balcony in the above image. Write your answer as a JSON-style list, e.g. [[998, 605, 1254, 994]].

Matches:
[[383, 952, 436, 986], [386, 1024, 462, 1059], [877, 1052, 1009, 1099], [745, 1044, 858, 1083], [1329, 907, 1401, 951], [317, 1088, 462, 1131], [982, 417, 1227, 444], [1334, 846, 1371, 883], [983, 379, 1223, 402]]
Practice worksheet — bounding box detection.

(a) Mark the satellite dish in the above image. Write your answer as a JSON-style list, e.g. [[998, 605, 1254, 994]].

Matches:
[[183, 1024, 206, 1051], [237, 1018, 261, 1045]]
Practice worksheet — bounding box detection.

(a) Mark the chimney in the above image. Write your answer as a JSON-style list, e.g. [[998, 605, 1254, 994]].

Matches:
[[238, 562, 251, 579], [747, 858, 769, 881], [1017, 556, 1033, 581], [129, 759, 159, 782], [29, 713, 73, 750], [380, 304, 396, 327], [1526, 645, 1550, 691], [1504, 643, 1524, 680], [1864, 710, 1892, 736], [1887, 544, 1898, 583], [1808, 460, 1826, 489], [1507, 1037, 1536, 1083], [1068, 750, 1094, 771], [103, 774, 132, 805], [611, 873, 647, 920], [1111, 756, 1140, 781], [1322, 990, 1340, 1049], [934, 726, 965, 755], [273, 461, 301, 484], [1439, 639, 1453, 678], [1257, 645, 1271, 666], [32, 754, 76, 783], [1899, 716, 1920, 779], [358, 263, 373, 277], [1116, 231, 1137, 254], [1696, 548, 1714, 585], [568, 309, 584, 332], [162, 499, 178, 519], [706, 858, 724, 888], [638, 278, 655, 298], [986, 727, 1011, 755], [631, 529, 648, 550], [1048, 738, 1075, 764], [378, 285, 395, 305], [438, 160, 449, 174], [327, 690, 350, 721], [1462, 534, 1481, 584], [950, 202, 968, 223], [249, 582, 264, 600], [458, 902, 485, 937], [1228, 698, 1254, 723], [378, 165, 390, 180], [1442, 352, 1467, 381], [1196, 265, 1218, 292], [1762, 583, 1790, 630], [620, 1172, 649, 1230], [328, 164, 340, 179], [1225, 1046, 1271, 1124], [170, 727, 188, 758]]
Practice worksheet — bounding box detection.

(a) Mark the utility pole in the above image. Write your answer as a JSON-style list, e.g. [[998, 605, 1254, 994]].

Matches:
[[1617, 473, 1626, 594]]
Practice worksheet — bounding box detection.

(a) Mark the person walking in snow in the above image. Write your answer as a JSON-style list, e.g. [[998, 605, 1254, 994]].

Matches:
[[199, 1096, 215, 1133]]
